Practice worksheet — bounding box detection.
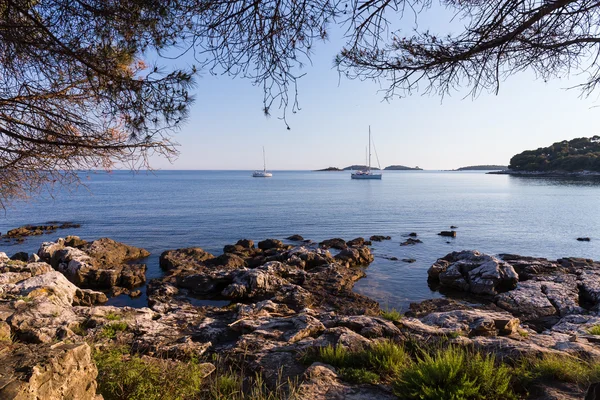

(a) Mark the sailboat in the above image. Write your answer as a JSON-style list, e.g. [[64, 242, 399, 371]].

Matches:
[[252, 147, 273, 177], [351, 127, 382, 180]]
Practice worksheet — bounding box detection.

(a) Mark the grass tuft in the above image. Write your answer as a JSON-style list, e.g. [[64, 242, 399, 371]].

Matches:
[[380, 308, 403, 322], [588, 325, 600, 335], [393, 346, 516, 400], [105, 311, 122, 321], [100, 322, 128, 339]]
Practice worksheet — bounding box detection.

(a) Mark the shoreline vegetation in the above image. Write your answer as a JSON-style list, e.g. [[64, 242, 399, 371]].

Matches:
[[0, 229, 599, 399]]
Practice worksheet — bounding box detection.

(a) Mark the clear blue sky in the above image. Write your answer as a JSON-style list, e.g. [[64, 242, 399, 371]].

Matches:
[[149, 9, 600, 171]]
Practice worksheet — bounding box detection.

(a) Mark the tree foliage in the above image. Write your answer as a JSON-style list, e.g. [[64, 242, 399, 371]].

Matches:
[[509, 136, 600, 171], [336, 0, 600, 100], [4, 0, 600, 204], [0, 0, 337, 206]]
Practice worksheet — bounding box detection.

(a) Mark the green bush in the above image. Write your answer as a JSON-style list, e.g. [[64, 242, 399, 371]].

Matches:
[[105, 311, 122, 321], [381, 308, 402, 322], [523, 353, 600, 386], [588, 325, 600, 335], [100, 322, 128, 339], [315, 340, 409, 383], [338, 368, 380, 384], [94, 347, 204, 400], [393, 346, 516, 400]]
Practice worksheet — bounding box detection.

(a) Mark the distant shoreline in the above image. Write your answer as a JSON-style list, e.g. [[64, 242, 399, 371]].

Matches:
[[488, 169, 600, 177]]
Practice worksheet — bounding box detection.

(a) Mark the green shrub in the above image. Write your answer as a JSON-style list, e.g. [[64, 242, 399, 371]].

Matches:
[[94, 347, 204, 400], [381, 308, 402, 322], [393, 346, 516, 400], [100, 322, 128, 339], [588, 325, 600, 335], [339, 368, 380, 384], [524, 353, 600, 386], [367, 340, 410, 378], [105, 311, 122, 321]]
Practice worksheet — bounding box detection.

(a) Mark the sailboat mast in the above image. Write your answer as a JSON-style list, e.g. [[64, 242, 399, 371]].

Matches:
[[368, 126, 371, 172], [262, 146, 266, 172]]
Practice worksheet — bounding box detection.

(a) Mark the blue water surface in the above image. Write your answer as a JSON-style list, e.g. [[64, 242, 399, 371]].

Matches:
[[1, 170, 599, 310]]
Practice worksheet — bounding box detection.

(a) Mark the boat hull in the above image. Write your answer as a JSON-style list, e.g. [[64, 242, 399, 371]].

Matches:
[[351, 173, 382, 180], [252, 172, 273, 177]]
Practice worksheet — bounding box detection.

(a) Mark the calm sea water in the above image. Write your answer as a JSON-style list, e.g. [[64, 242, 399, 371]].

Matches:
[[1, 170, 599, 310]]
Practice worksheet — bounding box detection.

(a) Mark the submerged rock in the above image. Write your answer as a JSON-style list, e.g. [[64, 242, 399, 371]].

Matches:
[[286, 234, 305, 241], [438, 230, 457, 237], [370, 235, 391, 241], [400, 238, 422, 246]]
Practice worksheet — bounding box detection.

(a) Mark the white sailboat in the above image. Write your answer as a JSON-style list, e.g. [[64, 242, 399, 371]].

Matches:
[[252, 147, 273, 177], [351, 127, 382, 180]]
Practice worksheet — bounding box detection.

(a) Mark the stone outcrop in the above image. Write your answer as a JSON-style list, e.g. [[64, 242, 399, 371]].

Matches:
[[0, 342, 99, 400], [2, 237, 600, 400], [38, 237, 149, 289], [428, 250, 519, 295]]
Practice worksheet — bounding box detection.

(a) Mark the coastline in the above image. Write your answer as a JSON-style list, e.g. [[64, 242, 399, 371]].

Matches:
[[1, 233, 599, 399], [489, 169, 600, 177]]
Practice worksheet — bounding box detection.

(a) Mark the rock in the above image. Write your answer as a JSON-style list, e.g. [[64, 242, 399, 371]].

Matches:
[[428, 251, 518, 295], [27, 254, 40, 263], [407, 232, 418, 237], [370, 235, 391, 241], [286, 235, 305, 241], [0, 342, 99, 399], [400, 238, 422, 246], [236, 239, 254, 249], [73, 288, 108, 306], [297, 363, 397, 400], [159, 247, 215, 272], [64, 235, 87, 248], [420, 309, 520, 336], [53, 246, 147, 290], [438, 230, 457, 237], [205, 253, 247, 269], [334, 246, 374, 267], [257, 238, 284, 250], [585, 382, 600, 400], [318, 238, 347, 250], [130, 290, 142, 298], [37, 238, 149, 290], [402, 258, 416, 263], [10, 252, 29, 262], [0, 321, 11, 342], [0, 252, 10, 263], [577, 237, 591, 241], [346, 237, 371, 247], [83, 237, 150, 265]]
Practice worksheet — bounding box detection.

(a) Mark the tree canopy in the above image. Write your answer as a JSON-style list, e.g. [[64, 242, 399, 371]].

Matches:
[[509, 136, 600, 172], [3, 0, 600, 205]]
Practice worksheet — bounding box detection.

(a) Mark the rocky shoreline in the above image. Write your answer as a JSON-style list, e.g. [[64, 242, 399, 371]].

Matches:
[[0, 235, 599, 399], [489, 169, 600, 178]]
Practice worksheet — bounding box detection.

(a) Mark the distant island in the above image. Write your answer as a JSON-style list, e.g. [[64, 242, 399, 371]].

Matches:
[[315, 165, 421, 171], [384, 165, 423, 171], [490, 136, 600, 176], [315, 167, 343, 171], [454, 165, 507, 171]]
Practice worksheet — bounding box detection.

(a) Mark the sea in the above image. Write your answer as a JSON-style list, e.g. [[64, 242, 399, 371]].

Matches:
[[1, 170, 599, 310]]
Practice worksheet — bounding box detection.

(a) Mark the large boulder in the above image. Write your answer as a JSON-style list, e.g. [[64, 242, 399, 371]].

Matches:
[[39, 238, 149, 290], [428, 250, 518, 295], [0, 342, 99, 400], [159, 247, 215, 272]]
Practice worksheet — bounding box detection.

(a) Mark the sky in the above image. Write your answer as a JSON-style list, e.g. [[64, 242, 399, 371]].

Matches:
[[149, 7, 600, 171]]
